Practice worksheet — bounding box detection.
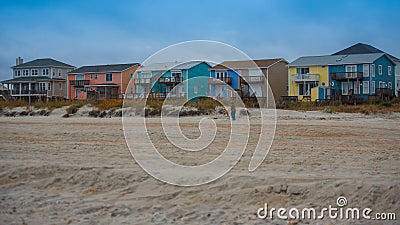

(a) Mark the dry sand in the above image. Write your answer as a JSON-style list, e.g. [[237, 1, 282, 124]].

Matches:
[[0, 110, 399, 224]]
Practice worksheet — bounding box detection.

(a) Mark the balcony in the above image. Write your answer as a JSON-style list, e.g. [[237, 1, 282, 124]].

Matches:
[[70, 80, 90, 86], [291, 74, 319, 82], [208, 77, 232, 85], [243, 76, 265, 83], [134, 78, 151, 84], [158, 76, 182, 84], [331, 72, 363, 81], [11, 90, 47, 95]]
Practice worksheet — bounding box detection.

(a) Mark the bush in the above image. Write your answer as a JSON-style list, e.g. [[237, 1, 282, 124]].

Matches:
[[66, 105, 78, 114], [88, 110, 101, 117], [381, 101, 392, 108]]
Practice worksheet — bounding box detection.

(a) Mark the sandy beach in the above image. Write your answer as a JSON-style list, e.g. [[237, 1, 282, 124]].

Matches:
[[0, 110, 399, 224]]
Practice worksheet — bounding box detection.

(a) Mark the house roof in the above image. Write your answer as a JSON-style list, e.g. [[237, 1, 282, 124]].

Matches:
[[12, 58, 75, 69], [288, 53, 394, 67], [210, 58, 287, 70], [332, 43, 399, 61], [137, 62, 181, 72], [1, 76, 65, 83], [170, 61, 213, 70], [69, 63, 139, 74]]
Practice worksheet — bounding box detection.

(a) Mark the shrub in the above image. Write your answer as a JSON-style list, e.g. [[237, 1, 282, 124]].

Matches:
[[381, 101, 392, 108], [66, 105, 78, 114]]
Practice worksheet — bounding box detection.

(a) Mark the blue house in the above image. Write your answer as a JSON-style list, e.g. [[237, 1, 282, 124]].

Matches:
[[152, 61, 211, 99], [288, 53, 396, 101], [133, 62, 179, 98], [133, 61, 211, 99], [332, 43, 400, 97], [329, 53, 396, 100]]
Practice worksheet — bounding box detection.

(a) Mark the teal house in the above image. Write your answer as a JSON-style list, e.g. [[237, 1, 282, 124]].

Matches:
[[134, 61, 212, 99]]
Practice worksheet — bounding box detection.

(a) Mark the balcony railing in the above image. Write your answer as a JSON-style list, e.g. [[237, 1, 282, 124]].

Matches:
[[133, 78, 151, 84], [147, 92, 186, 99], [208, 77, 232, 85], [158, 77, 183, 84], [331, 72, 363, 81], [11, 90, 47, 95], [291, 74, 319, 82], [70, 80, 90, 86], [243, 76, 265, 83]]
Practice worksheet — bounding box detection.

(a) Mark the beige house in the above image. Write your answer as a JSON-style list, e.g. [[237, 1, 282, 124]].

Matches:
[[1, 57, 75, 102], [209, 59, 289, 102]]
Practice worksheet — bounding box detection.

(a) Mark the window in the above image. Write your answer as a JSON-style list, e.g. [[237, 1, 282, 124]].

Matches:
[[378, 65, 382, 75], [363, 64, 369, 77], [76, 75, 84, 80], [363, 81, 369, 94], [59, 83, 62, 90], [296, 67, 310, 74], [95, 74, 98, 79], [388, 82, 392, 89], [371, 64, 375, 77], [171, 71, 182, 77], [16, 70, 21, 76], [216, 71, 227, 79], [130, 73, 134, 79], [38, 82, 46, 91], [106, 73, 112, 82], [130, 88, 134, 94], [58, 69, 62, 76], [388, 66, 392, 75], [23, 69, 29, 76], [31, 69, 38, 76], [90, 74, 93, 80], [379, 81, 383, 88], [371, 81, 375, 94], [345, 65, 357, 73], [42, 68, 49, 76]]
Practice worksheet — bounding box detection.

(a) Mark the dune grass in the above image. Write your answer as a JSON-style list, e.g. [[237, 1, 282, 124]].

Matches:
[[278, 98, 400, 114]]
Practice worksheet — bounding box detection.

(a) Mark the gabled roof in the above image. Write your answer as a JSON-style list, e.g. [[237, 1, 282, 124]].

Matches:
[[332, 43, 399, 61], [288, 53, 394, 67], [12, 58, 75, 69], [69, 63, 139, 74], [137, 62, 181, 72], [170, 61, 213, 70], [1, 76, 65, 83], [210, 58, 287, 70]]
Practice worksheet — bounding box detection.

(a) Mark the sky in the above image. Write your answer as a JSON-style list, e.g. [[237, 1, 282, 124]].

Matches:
[[0, 0, 399, 80]]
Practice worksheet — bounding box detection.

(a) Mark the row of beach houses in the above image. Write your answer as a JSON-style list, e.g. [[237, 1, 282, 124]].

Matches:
[[1, 43, 399, 104]]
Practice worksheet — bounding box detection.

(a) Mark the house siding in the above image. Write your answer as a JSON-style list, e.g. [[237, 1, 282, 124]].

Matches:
[[268, 61, 289, 100], [288, 65, 329, 100]]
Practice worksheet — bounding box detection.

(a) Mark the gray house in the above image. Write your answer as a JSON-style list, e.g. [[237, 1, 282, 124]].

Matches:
[[1, 57, 75, 101]]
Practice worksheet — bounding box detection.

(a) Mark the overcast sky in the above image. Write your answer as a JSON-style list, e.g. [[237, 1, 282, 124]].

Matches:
[[0, 0, 399, 80]]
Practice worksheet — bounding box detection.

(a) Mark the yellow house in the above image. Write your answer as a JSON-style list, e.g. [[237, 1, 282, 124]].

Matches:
[[288, 58, 330, 101]]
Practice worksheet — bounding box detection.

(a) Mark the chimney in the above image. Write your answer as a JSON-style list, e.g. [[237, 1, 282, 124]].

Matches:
[[16, 57, 23, 66]]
